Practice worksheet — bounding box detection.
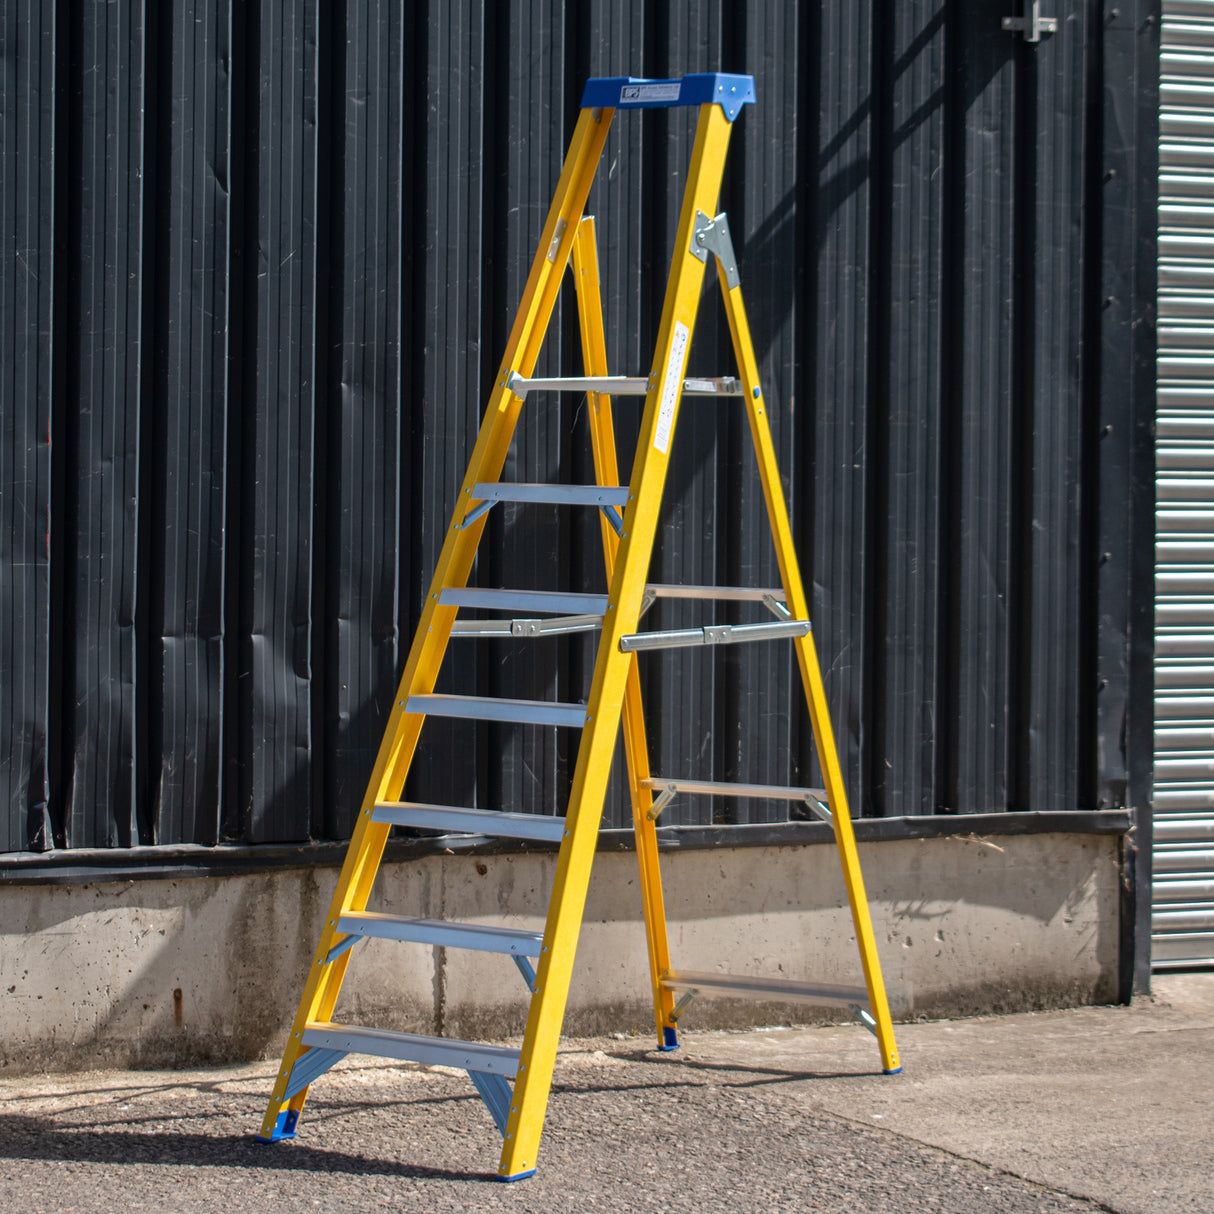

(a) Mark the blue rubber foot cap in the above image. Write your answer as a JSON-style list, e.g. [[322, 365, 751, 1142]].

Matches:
[[258, 1110, 299, 1141], [883, 1066, 904, 1075], [498, 1168, 537, 1183], [656, 1025, 680, 1052]]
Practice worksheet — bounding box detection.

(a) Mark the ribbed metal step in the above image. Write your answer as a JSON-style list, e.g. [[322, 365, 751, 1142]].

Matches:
[[406, 693, 588, 728], [460, 482, 630, 532], [620, 618, 810, 651], [440, 587, 609, 614], [371, 801, 566, 842], [335, 911, 543, 956], [301, 1022, 520, 1076], [471, 482, 629, 507], [660, 970, 867, 1007]]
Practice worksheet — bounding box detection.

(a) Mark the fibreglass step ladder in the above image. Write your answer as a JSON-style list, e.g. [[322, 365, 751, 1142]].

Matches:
[[259, 72, 901, 1181]]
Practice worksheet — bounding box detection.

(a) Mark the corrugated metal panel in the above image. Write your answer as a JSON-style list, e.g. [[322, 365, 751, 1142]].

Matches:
[[1156, 0, 1214, 968], [0, 1, 1156, 862], [240, 2, 320, 843], [952, 4, 1016, 812], [0, 1, 55, 851], [725, 0, 801, 825], [149, 0, 231, 845], [323, 1, 408, 840], [874, 0, 945, 817], [811, 0, 874, 814], [63, 1, 146, 847]]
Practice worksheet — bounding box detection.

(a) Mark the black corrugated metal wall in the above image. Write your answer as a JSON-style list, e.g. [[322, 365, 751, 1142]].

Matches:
[[0, 1, 1156, 855]]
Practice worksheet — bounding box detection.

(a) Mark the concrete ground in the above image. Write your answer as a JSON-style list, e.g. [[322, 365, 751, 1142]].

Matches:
[[0, 974, 1208, 1213]]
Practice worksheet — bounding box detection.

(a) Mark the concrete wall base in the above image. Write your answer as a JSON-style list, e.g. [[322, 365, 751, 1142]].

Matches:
[[0, 832, 1120, 1075]]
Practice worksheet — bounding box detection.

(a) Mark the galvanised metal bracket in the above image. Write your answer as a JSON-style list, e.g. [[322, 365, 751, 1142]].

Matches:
[[1002, 1, 1057, 42], [690, 210, 740, 289]]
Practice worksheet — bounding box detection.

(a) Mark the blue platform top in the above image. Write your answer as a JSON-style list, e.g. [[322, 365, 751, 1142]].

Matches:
[[580, 73, 755, 122]]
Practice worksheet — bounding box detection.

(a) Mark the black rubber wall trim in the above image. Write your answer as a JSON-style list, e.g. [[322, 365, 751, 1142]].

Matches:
[[0, 810, 1131, 887]]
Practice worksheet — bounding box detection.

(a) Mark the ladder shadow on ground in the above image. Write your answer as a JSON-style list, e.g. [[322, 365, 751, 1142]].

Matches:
[[0, 1113, 496, 1182]]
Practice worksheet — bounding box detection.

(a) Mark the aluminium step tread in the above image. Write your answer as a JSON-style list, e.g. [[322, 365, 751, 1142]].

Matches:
[[471, 482, 630, 505], [371, 801, 566, 843], [336, 911, 543, 956], [301, 1021, 520, 1076], [406, 693, 588, 728], [439, 587, 609, 614]]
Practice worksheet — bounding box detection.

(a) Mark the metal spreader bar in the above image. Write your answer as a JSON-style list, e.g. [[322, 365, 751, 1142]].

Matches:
[[619, 618, 810, 652], [507, 371, 743, 398], [451, 613, 604, 638]]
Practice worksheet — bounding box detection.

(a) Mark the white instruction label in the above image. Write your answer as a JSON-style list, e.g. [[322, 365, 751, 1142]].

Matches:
[[653, 321, 690, 455], [620, 82, 681, 104]]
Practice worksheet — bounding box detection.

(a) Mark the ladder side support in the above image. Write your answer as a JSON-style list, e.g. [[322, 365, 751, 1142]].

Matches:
[[259, 106, 616, 1142], [715, 272, 902, 1075], [571, 216, 678, 1050], [499, 102, 736, 1180]]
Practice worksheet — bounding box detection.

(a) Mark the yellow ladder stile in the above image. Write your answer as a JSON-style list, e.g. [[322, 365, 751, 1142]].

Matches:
[[570, 215, 679, 1050], [259, 72, 900, 1181]]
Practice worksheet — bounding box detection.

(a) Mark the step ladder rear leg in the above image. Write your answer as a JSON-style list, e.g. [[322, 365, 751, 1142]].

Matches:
[[572, 215, 678, 1049], [712, 256, 902, 1076]]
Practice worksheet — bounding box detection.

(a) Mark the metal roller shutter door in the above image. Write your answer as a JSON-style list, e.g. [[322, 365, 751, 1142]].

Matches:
[[1156, 0, 1214, 968]]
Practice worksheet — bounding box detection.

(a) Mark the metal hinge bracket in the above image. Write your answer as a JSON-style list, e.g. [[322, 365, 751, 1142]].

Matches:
[[1002, 2, 1057, 42], [690, 210, 740, 289]]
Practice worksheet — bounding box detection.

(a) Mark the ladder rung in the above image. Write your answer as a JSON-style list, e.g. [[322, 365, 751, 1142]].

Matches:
[[440, 587, 608, 615], [471, 482, 629, 507], [302, 1022, 520, 1077], [641, 777, 828, 802], [660, 970, 867, 1007], [372, 801, 567, 842], [507, 372, 743, 398], [643, 583, 786, 602], [336, 911, 543, 957], [406, 694, 588, 728], [620, 619, 810, 652]]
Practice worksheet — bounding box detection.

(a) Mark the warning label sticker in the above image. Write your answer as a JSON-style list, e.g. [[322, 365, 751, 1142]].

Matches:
[[653, 321, 690, 455], [620, 82, 681, 104]]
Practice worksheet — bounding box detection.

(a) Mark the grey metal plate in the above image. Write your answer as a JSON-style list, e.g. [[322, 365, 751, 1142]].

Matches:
[[336, 911, 543, 956], [302, 1021, 520, 1076], [372, 801, 566, 842], [439, 587, 608, 614], [471, 482, 629, 506], [406, 694, 588, 728]]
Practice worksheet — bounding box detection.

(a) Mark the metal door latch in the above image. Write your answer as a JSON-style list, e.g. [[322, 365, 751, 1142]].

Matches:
[[1002, 1, 1057, 42]]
